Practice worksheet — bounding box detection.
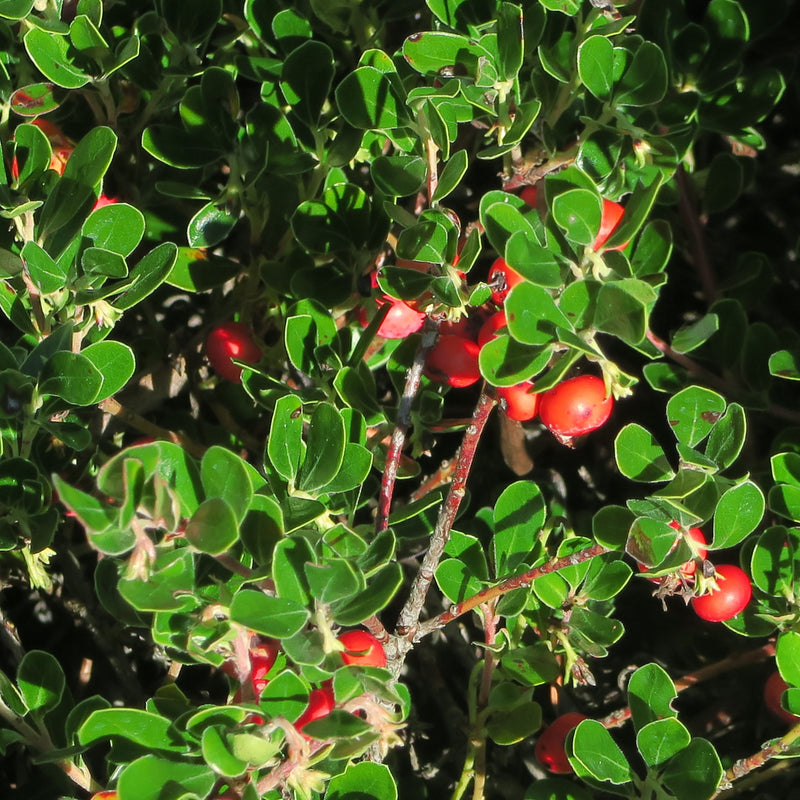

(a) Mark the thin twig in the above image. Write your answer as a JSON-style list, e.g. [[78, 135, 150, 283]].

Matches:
[[394, 389, 497, 641], [676, 163, 717, 304], [416, 543, 609, 639], [376, 320, 439, 533]]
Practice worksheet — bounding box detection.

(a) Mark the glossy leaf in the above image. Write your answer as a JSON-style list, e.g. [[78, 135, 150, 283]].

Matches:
[[229, 590, 310, 639], [17, 650, 65, 714], [615, 424, 675, 483], [570, 719, 631, 785]]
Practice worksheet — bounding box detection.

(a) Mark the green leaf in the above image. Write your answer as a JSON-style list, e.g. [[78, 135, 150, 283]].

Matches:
[[661, 738, 723, 800], [24, 29, 90, 87], [769, 350, 800, 381], [711, 481, 764, 548], [594, 280, 656, 346], [39, 351, 103, 405], [78, 708, 187, 751], [505, 232, 562, 288], [185, 497, 239, 555], [671, 314, 720, 354], [281, 40, 334, 126], [200, 726, 248, 778], [552, 188, 602, 246], [627, 663, 677, 731], [486, 700, 542, 745], [297, 402, 346, 492], [637, 717, 691, 767], [117, 755, 215, 800], [432, 148, 469, 203], [777, 631, 800, 687], [578, 35, 615, 101], [497, 3, 524, 82], [112, 242, 178, 310], [17, 650, 65, 714], [142, 125, 223, 169], [272, 535, 314, 606], [500, 644, 561, 686], [614, 424, 675, 483], [0, 0, 34, 20], [229, 590, 310, 639], [80, 340, 135, 403], [305, 558, 362, 605], [435, 557, 486, 604], [704, 403, 746, 470], [187, 202, 238, 248], [200, 446, 253, 523], [665, 386, 727, 447], [21, 240, 66, 295], [82, 202, 145, 256], [493, 480, 546, 574], [506, 283, 572, 346], [370, 155, 427, 197], [335, 66, 408, 130], [330, 562, 403, 625], [267, 394, 304, 483], [570, 719, 632, 785], [615, 41, 668, 106]]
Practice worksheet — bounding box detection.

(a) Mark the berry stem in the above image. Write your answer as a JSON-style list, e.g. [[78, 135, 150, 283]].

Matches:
[[376, 320, 439, 533], [416, 543, 609, 638], [395, 388, 497, 639]]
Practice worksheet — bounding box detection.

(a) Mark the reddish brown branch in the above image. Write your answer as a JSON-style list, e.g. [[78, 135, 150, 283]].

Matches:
[[416, 543, 609, 639], [376, 321, 439, 533], [395, 389, 497, 638]]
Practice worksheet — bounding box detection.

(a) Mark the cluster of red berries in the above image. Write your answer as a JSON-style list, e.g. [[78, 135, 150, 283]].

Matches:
[[228, 630, 386, 735], [11, 117, 117, 209], [635, 521, 753, 622]]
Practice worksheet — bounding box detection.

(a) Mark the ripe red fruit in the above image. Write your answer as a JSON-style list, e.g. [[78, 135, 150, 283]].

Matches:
[[89, 793, 118, 800], [295, 684, 336, 734], [373, 296, 426, 339], [338, 630, 387, 668], [424, 334, 481, 388], [538, 375, 614, 438], [496, 381, 539, 422], [250, 638, 280, 696], [691, 564, 752, 622], [519, 185, 538, 208], [478, 310, 507, 349], [487, 257, 524, 306], [206, 322, 262, 384], [534, 712, 587, 774], [594, 199, 626, 251], [764, 671, 799, 725]]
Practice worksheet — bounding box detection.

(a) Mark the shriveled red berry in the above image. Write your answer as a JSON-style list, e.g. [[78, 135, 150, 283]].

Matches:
[[538, 375, 613, 438], [496, 381, 539, 421], [338, 630, 387, 668], [594, 199, 626, 251], [206, 322, 262, 384], [487, 257, 524, 306], [691, 564, 752, 622], [425, 334, 481, 388], [535, 712, 587, 774]]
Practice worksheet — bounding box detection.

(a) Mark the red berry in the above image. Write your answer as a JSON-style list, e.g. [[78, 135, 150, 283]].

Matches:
[[338, 630, 387, 668], [691, 564, 752, 622], [534, 712, 587, 774], [538, 375, 614, 438], [496, 382, 539, 421], [295, 684, 336, 734], [425, 335, 481, 388], [478, 310, 507, 349], [89, 793, 118, 800], [206, 322, 262, 384], [250, 638, 280, 696], [487, 257, 524, 306], [519, 185, 538, 208], [764, 671, 799, 725], [375, 296, 426, 339], [594, 199, 626, 251]]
